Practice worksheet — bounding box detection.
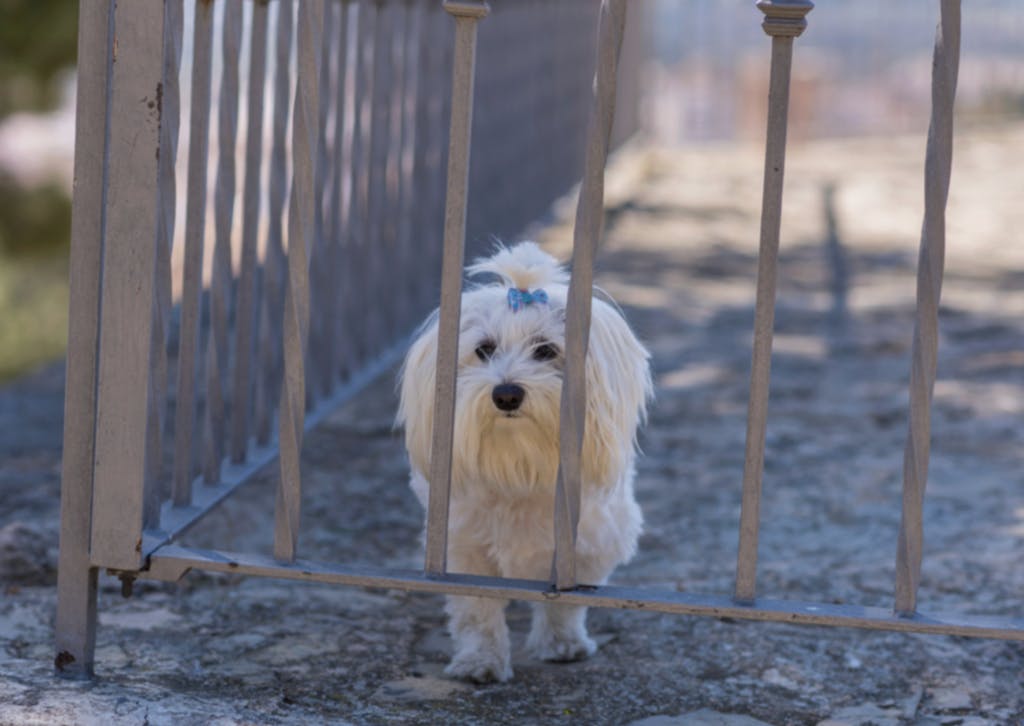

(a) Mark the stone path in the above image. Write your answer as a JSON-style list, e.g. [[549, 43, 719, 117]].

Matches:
[[2, 125, 1023, 724]]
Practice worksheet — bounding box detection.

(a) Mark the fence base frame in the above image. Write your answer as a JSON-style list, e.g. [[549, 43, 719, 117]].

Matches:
[[139, 543, 1024, 642]]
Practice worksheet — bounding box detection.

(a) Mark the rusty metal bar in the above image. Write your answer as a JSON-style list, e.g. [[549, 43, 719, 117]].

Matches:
[[424, 0, 489, 576], [734, 0, 813, 604], [895, 0, 961, 616], [275, 0, 326, 563]]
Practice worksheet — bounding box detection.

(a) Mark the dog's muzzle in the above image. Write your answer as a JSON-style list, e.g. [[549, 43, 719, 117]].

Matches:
[[491, 383, 525, 412]]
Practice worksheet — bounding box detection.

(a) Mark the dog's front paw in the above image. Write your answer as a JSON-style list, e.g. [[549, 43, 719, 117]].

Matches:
[[444, 649, 513, 684], [526, 630, 597, 663]]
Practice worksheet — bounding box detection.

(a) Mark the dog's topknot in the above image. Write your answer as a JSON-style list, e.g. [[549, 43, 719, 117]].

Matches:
[[467, 241, 569, 291]]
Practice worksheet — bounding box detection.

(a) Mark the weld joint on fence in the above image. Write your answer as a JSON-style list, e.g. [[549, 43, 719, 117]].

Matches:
[[757, 0, 813, 38]]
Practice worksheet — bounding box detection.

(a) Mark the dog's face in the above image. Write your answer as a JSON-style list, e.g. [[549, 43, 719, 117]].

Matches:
[[399, 243, 651, 495]]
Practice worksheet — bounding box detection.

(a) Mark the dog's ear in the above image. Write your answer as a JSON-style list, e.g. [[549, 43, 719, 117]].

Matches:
[[398, 314, 439, 477], [580, 299, 653, 485]]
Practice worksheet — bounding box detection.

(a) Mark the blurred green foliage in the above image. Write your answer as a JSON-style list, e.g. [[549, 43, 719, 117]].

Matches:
[[0, 0, 78, 119], [0, 0, 77, 379], [0, 173, 72, 259], [0, 255, 68, 382]]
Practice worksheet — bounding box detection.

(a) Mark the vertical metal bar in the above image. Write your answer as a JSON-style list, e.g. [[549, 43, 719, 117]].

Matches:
[[551, 0, 627, 591], [255, 0, 294, 447], [366, 0, 393, 352], [409, 0, 436, 315], [424, 0, 489, 577], [395, 0, 421, 331], [895, 0, 960, 616], [204, 0, 243, 484], [335, 2, 362, 380], [55, 0, 113, 679], [144, 0, 184, 526], [345, 0, 377, 372], [734, 0, 813, 604], [324, 0, 352, 393], [274, 0, 325, 563], [308, 0, 337, 403], [230, 0, 271, 464], [173, 0, 215, 505], [88, 0, 165, 572], [383, 0, 406, 334]]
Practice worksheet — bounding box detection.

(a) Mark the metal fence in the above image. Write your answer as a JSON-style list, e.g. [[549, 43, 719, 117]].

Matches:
[[55, 0, 1024, 682], [54, 0, 644, 677]]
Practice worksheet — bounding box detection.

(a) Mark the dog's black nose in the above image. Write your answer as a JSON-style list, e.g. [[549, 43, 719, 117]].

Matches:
[[492, 383, 525, 412]]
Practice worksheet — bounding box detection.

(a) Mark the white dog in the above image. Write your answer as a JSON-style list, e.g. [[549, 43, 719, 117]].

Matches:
[[398, 242, 652, 683]]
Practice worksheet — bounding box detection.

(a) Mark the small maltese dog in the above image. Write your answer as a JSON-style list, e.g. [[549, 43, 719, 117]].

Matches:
[[398, 242, 652, 683]]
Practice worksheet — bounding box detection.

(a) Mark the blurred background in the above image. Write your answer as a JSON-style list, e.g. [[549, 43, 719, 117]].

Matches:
[[1, 0, 1023, 383]]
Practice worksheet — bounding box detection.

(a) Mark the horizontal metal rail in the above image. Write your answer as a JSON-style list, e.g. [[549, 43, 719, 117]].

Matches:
[[141, 543, 1024, 642]]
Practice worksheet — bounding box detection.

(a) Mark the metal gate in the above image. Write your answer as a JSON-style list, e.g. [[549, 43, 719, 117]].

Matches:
[[55, 0, 1023, 681]]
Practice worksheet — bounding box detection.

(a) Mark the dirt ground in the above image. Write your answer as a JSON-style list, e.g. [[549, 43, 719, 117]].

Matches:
[[2, 124, 1023, 725]]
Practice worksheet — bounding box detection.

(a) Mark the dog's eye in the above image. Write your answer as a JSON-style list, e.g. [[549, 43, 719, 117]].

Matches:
[[532, 342, 559, 362], [475, 341, 496, 361]]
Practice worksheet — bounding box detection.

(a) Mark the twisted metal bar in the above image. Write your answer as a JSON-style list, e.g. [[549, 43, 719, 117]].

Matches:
[[552, 0, 627, 591], [145, 0, 184, 525], [230, 0, 271, 464], [734, 0, 812, 605], [424, 0, 489, 576], [255, 0, 294, 447], [172, 0, 215, 505], [895, 0, 961, 616], [204, 0, 243, 484], [275, 0, 325, 563]]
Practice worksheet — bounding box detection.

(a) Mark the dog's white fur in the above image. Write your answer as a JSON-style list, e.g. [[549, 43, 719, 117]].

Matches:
[[398, 242, 652, 683]]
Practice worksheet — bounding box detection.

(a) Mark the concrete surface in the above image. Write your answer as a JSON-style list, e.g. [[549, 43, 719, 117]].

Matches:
[[2, 125, 1023, 724]]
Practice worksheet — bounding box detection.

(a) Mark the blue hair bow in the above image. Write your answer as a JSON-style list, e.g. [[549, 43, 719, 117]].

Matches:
[[507, 287, 548, 312]]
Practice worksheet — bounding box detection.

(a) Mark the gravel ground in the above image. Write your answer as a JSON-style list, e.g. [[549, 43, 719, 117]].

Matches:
[[2, 125, 1023, 725]]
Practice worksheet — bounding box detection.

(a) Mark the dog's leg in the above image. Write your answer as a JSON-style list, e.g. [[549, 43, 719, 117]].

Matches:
[[444, 548, 512, 683], [526, 603, 597, 662]]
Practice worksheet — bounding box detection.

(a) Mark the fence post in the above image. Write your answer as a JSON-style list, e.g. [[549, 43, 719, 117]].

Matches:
[[54, 0, 113, 679], [424, 0, 490, 576], [87, 0, 167, 574], [895, 0, 961, 616], [734, 0, 812, 605]]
